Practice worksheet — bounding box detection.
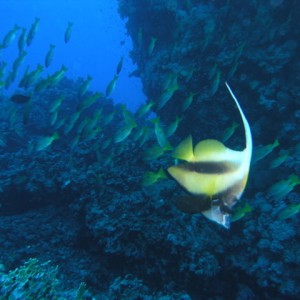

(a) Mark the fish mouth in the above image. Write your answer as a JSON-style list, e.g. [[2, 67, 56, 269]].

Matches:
[[202, 200, 231, 229]]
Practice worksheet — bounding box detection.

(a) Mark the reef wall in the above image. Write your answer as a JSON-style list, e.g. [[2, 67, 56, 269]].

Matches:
[[118, 0, 299, 144]]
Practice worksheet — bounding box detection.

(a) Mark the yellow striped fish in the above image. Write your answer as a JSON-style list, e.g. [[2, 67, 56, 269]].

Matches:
[[167, 83, 252, 228]]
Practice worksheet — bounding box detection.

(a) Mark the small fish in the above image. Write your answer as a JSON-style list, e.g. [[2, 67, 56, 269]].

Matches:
[[121, 104, 135, 125], [82, 110, 102, 135], [34, 78, 51, 92], [267, 174, 300, 200], [143, 144, 172, 161], [138, 126, 151, 147], [18, 65, 30, 88], [106, 75, 118, 97], [235, 42, 245, 62], [50, 95, 65, 113], [135, 101, 154, 118], [211, 70, 221, 96], [10, 68, 18, 83], [167, 83, 252, 228], [231, 203, 252, 222], [228, 61, 239, 79], [114, 119, 137, 143], [36, 132, 59, 151], [185, 67, 195, 83], [137, 27, 143, 49], [77, 92, 102, 111], [27, 18, 40, 46], [50, 111, 58, 126], [53, 117, 65, 130], [151, 117, 170, 147], [49, 65, 67, 85], [270, 150, 289, 169], [161, 73, 176, 91], [27, 141, 35, 153], [222, 122, 239, 142], [8, 106, 18, 127], [64, 111, 81, 135], [103, 152, 114, 167], [12, 51, 27, 74], [84, 126, 102, 141], [165, 116, 182, 137], [64, 22, 73, 43], [0, 62, 7, 79], [202, 19, 215, 51], [70, 134, 81, 149], [148, 37, 157, 56], [142, 168, 167, 186], [116, 56, 124, 75], [101, 137, 112, 151], [76, 117, 90, 135], [278, 203, 300, 220], [131, 126, 146, 142], [182, 92, 197, 112], [157, 79, 179, 110], [1, 24, 20, 48], [45, 44, 56, 68], [102, 111, 115, 126], [208, 63, 218, 80], [79, 75, 93, 96], [10, 94, 31, 104], [24, 64, 44, 87], [18, 28, 27, 53], [252, 139, 280, 164]]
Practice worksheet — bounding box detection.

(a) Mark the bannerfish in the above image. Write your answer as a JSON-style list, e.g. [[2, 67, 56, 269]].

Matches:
[[167, 83, 252, 228], [10, 94, 31, 104]]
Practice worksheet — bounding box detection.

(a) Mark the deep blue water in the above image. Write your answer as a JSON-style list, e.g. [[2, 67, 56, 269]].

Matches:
[[0, 0, 145, 111]]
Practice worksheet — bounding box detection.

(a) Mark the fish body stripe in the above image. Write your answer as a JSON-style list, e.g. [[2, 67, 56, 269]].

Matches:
[[174, 177, 246, 215], [179, 160, 238, 174]]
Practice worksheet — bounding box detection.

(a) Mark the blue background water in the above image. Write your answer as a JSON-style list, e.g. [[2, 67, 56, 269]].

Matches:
[[0, 0, 145, 111]]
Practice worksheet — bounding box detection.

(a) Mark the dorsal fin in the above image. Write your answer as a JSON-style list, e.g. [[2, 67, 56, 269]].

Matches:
[[194, 138, 244, 164], [172, 135, 194, 162], [225, 82, 252, 160]]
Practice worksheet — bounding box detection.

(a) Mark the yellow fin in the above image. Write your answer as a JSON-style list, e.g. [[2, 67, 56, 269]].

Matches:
[[194, 138, 244, 164], [172, 135, 194, 162], [194, 139, 228, 161]]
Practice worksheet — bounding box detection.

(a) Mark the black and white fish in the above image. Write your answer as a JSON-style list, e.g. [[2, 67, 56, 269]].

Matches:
[[167, 83, 252, 228]]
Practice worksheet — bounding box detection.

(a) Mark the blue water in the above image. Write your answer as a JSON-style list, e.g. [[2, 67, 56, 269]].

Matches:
[[0, 0, 145, 111]]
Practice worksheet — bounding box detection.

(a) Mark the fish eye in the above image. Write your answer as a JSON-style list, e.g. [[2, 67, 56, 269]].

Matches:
[[220, 204, 232, 215]]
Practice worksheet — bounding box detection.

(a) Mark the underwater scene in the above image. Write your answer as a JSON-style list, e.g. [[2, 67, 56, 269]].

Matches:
[[0, 0, 299, 299]]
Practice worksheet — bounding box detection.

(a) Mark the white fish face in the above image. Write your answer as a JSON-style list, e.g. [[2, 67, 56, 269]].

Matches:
[[201, 201, 231, 229]]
